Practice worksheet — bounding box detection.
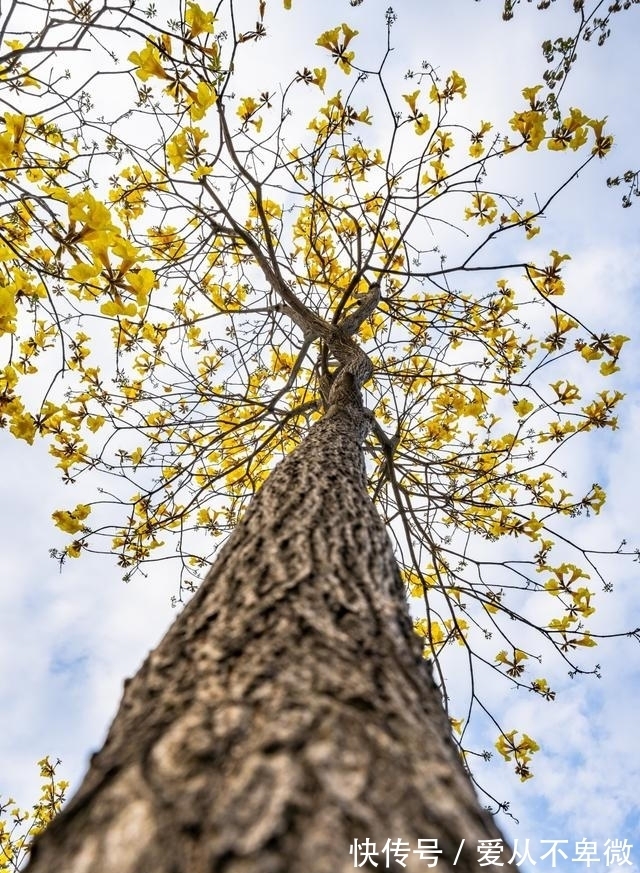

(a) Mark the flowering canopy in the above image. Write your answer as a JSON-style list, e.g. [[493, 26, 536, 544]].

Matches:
[[0, 0, 634, 788]]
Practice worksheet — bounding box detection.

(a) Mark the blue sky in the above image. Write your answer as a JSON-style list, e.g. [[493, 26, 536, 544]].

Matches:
[[1, 2, 639, 870]]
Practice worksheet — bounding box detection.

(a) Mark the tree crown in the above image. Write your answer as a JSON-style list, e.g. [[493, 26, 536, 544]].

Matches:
[[0, 0, 636, 796]]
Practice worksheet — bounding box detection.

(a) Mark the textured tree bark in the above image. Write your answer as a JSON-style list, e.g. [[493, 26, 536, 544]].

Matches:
[[26, 376, 515, 873]]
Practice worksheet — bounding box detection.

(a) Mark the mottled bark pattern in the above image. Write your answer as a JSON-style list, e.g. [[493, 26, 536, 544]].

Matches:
[[26, 379, 515, 873]]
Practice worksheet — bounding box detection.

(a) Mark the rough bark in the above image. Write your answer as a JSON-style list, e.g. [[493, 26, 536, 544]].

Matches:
[[26, 371, 516, 873]]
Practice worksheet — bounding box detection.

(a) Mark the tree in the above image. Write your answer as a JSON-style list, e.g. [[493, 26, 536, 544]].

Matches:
[[25, 342, 519, 872], [491, 0, 640, 207], [0, 0, 635, 869], [0, 759, 68, 871]]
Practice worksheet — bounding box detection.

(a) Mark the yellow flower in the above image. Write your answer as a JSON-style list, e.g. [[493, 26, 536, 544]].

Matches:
[[464, 192, 497, 225], [313, 67, 327, 90], [127, 267, 157, 305], [237, 95, 259, 119], [128, 44, 169, 82], [509, 109, 546, 151], [429, 130, 454, 156], [68, 260, 102, 284], [469, 121, 492, 157], [316, 23, 359, 74], [187, 81, 216, 121], [430, 70, 467, 102], [588, 118, 613, 157], [0, 284, 17, 333], [521, 84, 543, 105], [421, 159, 447, 195], [185, 1, 216, 37], [100, 297, 138, 317], [66, 541, 83, 558], [550, 380, 581, 405], [52, 504, 92, 535], [167, 132, 188, 171], [9, 410, 36, 444], [513, 398, 534, 417], [402, 90, 420, 115]]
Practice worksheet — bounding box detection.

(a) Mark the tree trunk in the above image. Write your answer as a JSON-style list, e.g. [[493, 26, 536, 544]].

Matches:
[[26, 377, 515, 873]]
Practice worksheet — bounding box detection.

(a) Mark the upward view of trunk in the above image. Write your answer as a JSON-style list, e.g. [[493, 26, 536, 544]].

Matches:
[[26, 371, 515, 873]]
